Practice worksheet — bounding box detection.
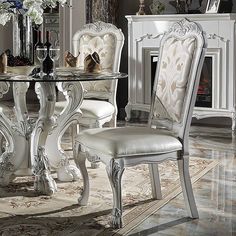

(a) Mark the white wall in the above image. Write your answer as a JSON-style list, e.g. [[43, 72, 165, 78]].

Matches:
[[59, 0, 86, 65], [71, 0, 86, 38]]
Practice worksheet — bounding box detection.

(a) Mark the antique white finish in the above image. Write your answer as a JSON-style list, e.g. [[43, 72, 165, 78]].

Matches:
[[56, 21, 124, 129], [73, 21, 124, 127], [125, 14, 236, 129], [56, 21, 124, 169], [0, 81, 29, 185], [0, 80, 83, 195], [44, 81, 83, 182], [74, 19, 206, 228]]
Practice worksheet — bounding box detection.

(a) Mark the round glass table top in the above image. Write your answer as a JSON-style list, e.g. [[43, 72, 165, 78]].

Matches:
[[0, 68, 127, 82]]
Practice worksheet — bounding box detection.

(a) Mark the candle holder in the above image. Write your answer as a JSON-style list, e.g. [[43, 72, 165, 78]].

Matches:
[[136, 0, 146, 15]]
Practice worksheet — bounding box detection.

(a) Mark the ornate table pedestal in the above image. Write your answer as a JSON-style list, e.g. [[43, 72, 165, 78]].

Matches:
[[0, 80, 83, 195]]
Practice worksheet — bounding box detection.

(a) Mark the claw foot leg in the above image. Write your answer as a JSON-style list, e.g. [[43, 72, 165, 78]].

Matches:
[[34, 171, 57, 195], [57, 164, 81, 182], [33, 146, 57, 195]]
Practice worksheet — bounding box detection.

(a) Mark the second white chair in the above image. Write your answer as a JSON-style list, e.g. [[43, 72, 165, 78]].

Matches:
[[55, 21, 124, 130]]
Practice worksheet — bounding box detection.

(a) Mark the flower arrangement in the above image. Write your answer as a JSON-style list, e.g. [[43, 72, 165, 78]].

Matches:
[[0, 0, 67, 25]]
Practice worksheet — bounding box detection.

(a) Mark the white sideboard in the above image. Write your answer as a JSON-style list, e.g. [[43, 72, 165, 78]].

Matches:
[[125, 14, 236, 130]]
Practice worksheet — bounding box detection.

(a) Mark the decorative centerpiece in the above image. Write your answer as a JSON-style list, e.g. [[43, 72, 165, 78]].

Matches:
[[0, 1, 67, 74], [84, 52, 101, 73], [0, 0, 67, 25], [64, 51, 79, 67]]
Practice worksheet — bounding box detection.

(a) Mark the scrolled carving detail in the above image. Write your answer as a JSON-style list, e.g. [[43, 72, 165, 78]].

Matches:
[[19, 117, 35, 138], [33, 146, 57, 195], [169, 18, 202, 37], [33, 146, 51, 175], [81, 21, 119, 33], [107, 159, 124, 188], [57, 81, 84, 114], [0, 82, 10, 98], [111, 207, 122, 228]]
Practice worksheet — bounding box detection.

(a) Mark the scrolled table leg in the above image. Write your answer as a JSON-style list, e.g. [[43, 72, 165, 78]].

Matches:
[[45, 81, 83, 182], [0, 82, 29, 185], [31, 82, 57, 195]]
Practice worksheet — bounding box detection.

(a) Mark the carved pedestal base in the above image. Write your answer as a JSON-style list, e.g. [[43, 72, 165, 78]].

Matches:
[[0, 80, 83, 195]]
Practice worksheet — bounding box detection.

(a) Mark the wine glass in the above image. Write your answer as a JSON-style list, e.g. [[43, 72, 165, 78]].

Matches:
[[36, 46, 47, 78], [49, 47, 60, 77]]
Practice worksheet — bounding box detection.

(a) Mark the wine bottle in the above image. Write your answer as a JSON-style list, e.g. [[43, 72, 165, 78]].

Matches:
[[43, 31, 53, 75], [34, 30, 43, 66]]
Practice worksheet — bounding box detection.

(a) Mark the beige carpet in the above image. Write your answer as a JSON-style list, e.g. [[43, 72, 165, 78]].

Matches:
[[0, 155, 218, 236]]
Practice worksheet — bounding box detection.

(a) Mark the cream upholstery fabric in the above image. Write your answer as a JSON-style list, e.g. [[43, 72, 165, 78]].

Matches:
[[77, 127, 182, 158], [56, 22, 124, 131], [77, 33, 116, 93], [77, 34, 116, 70], [155, 37, 196, 122], [55, 100, 115, 120]]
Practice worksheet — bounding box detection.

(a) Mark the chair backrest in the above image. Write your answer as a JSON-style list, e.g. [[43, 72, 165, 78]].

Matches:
[[72, 21, 124, 103], [149, 19, 207, 152]]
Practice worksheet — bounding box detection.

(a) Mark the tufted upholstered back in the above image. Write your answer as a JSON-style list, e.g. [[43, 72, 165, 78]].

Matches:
[[72, 22, 124, 101]]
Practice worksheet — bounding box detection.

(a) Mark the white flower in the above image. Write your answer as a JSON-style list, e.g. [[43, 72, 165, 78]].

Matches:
[[0, 12, 12, 25], [0, 0, 67, 25], [58, 0, 67, 5], [26, 6, 44, 24], [23, 0, 43, 9]]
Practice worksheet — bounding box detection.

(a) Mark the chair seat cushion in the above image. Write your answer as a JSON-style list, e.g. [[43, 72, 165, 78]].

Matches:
[[76, 127, 182, 158], [55, 100, 115, 119], [80, 100, 115, 119]]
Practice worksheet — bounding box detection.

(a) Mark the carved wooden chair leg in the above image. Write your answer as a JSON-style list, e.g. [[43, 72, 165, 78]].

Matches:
[[106, 159, 124, 229], [149, 163, 162, 199], [74, 143, 89, 206], [178, 156, 199, 218]]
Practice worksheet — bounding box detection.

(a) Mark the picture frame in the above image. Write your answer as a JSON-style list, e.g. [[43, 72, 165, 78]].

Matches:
[[205, 0, 221, 13]]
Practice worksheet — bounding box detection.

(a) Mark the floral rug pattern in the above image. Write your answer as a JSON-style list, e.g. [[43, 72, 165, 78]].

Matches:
[[0, 154, 218, 236]]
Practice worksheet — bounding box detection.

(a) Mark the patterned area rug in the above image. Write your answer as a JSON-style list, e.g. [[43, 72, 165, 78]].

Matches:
[[0, 103, 219, 235], [0, 154, 218, 236]]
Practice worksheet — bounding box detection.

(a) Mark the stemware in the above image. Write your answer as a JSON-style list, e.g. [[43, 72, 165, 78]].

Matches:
[[49, 47, 60, 77], [36, 46, 47, 78]]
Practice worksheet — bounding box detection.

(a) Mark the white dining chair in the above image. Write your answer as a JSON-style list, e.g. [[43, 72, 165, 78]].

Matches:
[[73, 19, 207, 228], [55, 21, 124, 130]]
